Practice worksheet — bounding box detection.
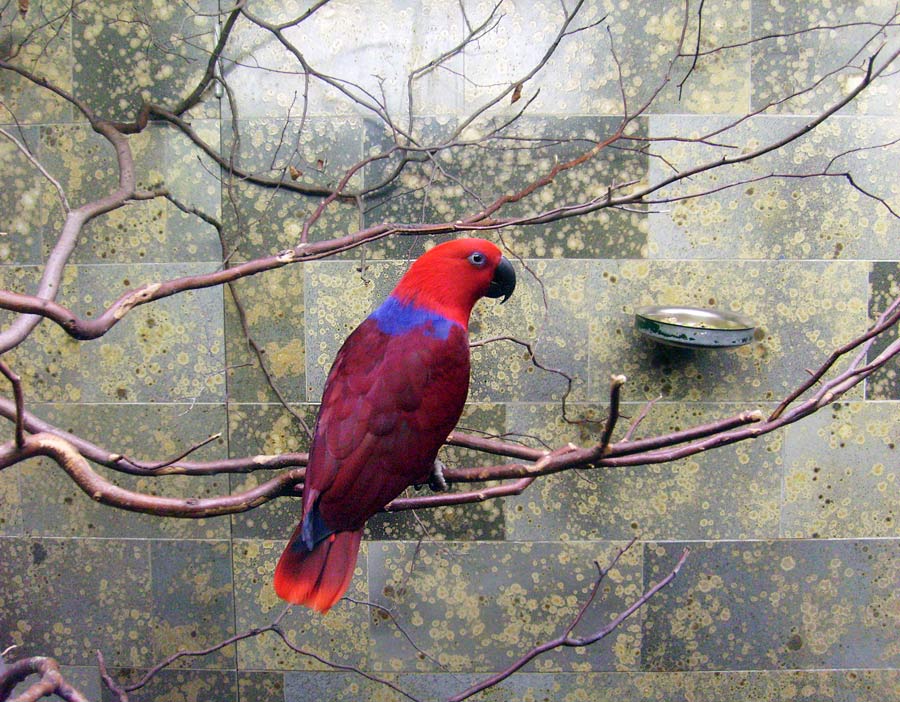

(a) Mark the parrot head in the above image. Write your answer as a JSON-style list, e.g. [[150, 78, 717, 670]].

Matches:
[[391, 238, 516, 328]]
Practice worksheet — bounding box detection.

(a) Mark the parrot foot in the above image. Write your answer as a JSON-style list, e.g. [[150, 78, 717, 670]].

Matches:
[[428, 459, 448, 492]]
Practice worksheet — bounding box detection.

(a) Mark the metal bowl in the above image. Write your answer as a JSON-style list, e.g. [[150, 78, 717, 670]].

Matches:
[[634, 305, 756, 349]]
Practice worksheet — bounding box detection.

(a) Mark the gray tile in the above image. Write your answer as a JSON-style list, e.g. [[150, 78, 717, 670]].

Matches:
[[239, 671, 285, 702], [232, 539, 370, 671], [589, 260, 870, 403], [868, 261, 899, 400], [224, 265, 307, 404], [0, 4, 75, 123], [149, 540, 235, 669], [227, 403, 314, 540], [783, 401, 900, 538], [220, 118, 363, 264], [15, 403, 230, 539], [369, 540, 643, 672], [71, 1, 219, 122], [362, 116, 649, 260], [464, 1, 750, 116], [100, 669, 237, 702], [751, 0, 900, 116], [647, 116, 900, 260], [504, 402, 782, 542], [37, 122, 222, 264], [0, 537, 153, 667], [642, 539, 900, 671], [0, 125, 50, 265], [223, 1, 464, 120], [0, 263, 226, 403]]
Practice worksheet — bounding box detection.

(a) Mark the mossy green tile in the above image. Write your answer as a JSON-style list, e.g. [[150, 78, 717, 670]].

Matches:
[[228, 404, 315, 539], [224, 1, 463, 120], [504, 402, 782, 542], [1, 263, 226, 403], [38, 122, 222, 263], [369, 541, 643, 673], [366, 403, 508, 541], [71, 1, 219, 122], [0, 125, 53, 264], [305, 257, 590, 403], [393, 670, 900, 702], [647, 116, 900, 260], [232, 539, 370, 671], [868, 261, 899, 400], [100, 669, 237, 702], [0, 537, 153, 667], [362, 116, 648, 260], [463, 0, 750, 116], [783, 401, 900, 538], [15, 403, 230, 539], [0, 3, 74, 123], [642, 539, 900, 671], [589, 260, 870, 402], [238, 671, 285, 702], [0, 468, 21, 535], [220, 118, 363, 263], [227, 403, 315, 540], [224, 265, 306, 403], [149, 540, 235, 670], [6, 666, 102, 702], [751, 0, 900, 116]]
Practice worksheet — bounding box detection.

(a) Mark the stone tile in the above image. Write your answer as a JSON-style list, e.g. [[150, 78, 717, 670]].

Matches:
[[6, 666, 103, 702], [362, 116, 649, 260], [367, 403, 508, 541], [71, 1, 219, 122], [751, 0, 900, 116], [238, 671, 285, 702], [868, 261, 899, 400], [224, 1, 464, 120], [0, 467, 20, 535], [504, 402, 782, 542], [783, 401, 900, 538], [392, 670, 900, 702], [647, 116, 900, 260], [0, 263, 226, 403], [227, 403, 314, 540], [220, 118, 362, 263], [464, 0, 750, 116], [642, 539, 900, 671], [0, 537, 153, 667], [37, 122, 222, 264], [0, 3, 74, 123], [232, 539, 370, 671], [369, 541, 643, 672], [149, 540, 235, 669], [0, 125, 51, 264], [100, 669, 238, 702], [589, 259, 870, 403], [224, 265, 307, 404], [15, 403, 230, 539], [305, 258, 591, 403]]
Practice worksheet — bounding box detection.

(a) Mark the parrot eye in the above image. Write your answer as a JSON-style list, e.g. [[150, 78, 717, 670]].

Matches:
[[468, 251, 487, 267]]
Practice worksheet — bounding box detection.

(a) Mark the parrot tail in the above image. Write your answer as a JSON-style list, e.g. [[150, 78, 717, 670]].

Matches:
[[273, 526, 364, 613]]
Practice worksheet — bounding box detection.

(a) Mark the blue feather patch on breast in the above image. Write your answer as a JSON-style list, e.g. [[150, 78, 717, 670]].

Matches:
[[370, 295, 458, 339]]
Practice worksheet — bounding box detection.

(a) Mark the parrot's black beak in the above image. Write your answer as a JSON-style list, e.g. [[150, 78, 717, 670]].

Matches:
[[486, 256, 516, 303]]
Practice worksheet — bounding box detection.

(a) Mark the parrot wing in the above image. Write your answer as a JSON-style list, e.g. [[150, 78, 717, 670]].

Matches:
[[304, 316, 471, 533]]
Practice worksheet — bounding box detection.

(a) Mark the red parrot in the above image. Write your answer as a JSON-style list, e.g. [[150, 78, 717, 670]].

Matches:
[[273, 238, 516, 612]]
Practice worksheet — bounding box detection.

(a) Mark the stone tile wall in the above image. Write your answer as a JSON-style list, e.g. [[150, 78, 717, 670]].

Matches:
[[1, 1, 898, 700]]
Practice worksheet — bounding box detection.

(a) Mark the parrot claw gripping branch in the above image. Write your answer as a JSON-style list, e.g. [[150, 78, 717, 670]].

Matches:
[[274, 238, 516, 612]]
